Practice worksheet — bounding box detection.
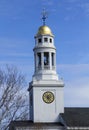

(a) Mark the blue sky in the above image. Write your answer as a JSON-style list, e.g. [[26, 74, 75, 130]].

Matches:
[[0, 0, 89, 107]]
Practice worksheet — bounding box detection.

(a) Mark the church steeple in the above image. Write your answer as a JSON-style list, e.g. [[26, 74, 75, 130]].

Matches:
[[33, 23, 58, 80], [33, 12, 58, 81], [28, 12, 64, 123]]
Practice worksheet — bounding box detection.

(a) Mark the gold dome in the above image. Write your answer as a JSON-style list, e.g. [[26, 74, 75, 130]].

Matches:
[[36, 25, 53, 36]]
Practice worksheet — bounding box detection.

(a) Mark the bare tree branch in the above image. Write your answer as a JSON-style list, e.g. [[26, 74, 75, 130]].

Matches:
[[0, 65, 29, 130]]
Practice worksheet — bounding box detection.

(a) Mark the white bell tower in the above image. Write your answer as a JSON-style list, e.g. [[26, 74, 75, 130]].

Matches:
[[28, 11, 64, 123]]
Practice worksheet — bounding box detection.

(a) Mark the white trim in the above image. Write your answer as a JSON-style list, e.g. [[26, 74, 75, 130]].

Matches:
[[67, 127, 89, 130]]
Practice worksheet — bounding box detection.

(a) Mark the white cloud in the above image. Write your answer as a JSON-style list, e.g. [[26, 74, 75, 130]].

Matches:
[[67, 0, 78, 3], [57, 63, 89, 107], [65, 78, 89, 107], [63, 1, 89, 21], [0, 37, 33, 56], [0, 0, 33, 20], [58, 64, 89, 77], [1, 52, 32, 58], [42, 0, 54, 5], [41, 0, 57, 14], [80, 2, 89, 16], [0, 37, 34, 81]]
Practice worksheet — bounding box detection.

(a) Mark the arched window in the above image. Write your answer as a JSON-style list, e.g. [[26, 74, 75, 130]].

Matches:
[[50, 38, 52, 43], [38, 38, 42, 43], [44, 37, 48, 42], [37, 53, 41, 67], [52, 53, 54, 66], [44, 52, 49, 66]]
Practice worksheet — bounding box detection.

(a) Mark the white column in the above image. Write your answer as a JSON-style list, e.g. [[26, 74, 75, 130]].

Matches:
[[34, 53, 36, 72], [36, 53, 38, 71], [54, 53, 56, 70], [41, 52, 44, 70], [49, 52, 52, 70]]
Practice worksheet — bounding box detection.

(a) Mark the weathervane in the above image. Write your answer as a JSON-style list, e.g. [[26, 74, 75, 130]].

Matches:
[[42, 8, 48, 25]]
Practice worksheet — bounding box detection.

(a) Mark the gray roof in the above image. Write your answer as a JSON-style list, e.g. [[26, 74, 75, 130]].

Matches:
[[61, 107, 89, 127], [9, 107, 89, 129], [9, 121, 65, 130]]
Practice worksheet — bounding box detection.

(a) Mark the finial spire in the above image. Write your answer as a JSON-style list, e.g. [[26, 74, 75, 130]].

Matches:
[[42, 8, 48, 25]]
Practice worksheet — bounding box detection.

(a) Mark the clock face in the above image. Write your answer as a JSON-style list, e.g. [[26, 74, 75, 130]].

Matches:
[[42, 91, 54, 104]]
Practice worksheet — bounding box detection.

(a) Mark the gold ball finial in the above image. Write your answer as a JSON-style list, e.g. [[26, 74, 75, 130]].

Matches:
[[36, 25, 53, 36]]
